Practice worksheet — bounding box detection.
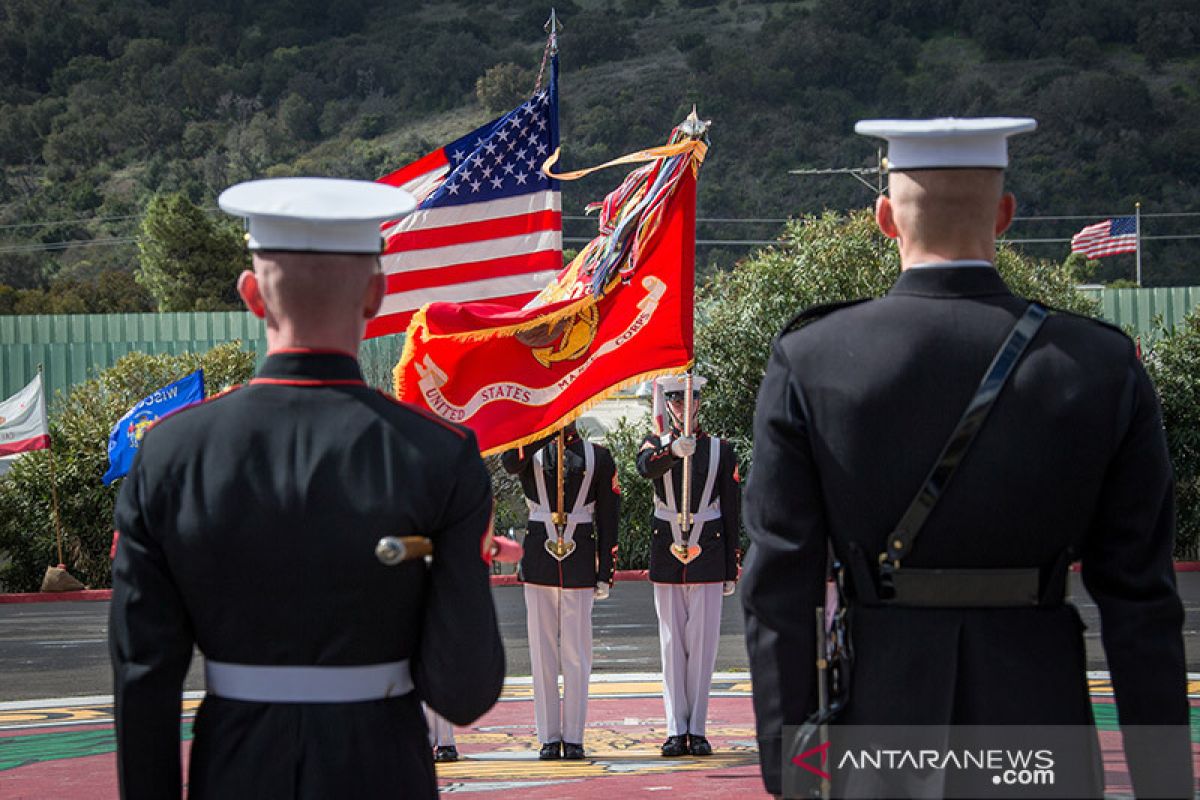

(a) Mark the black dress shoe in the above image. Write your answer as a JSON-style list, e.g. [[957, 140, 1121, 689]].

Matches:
[[661, 734, 690, 757], [539, 741, 563, 760], [688, 735, 712, 756], [433, 745, 459, 762], [562, 742, 586, 760]]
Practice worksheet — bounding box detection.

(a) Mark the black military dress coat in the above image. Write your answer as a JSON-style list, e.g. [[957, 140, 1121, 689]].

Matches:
[[742, 267, 1191, 797], [109, 351, 505, 800], [637, 430, 740, 584], [501, 431, 620, 588]]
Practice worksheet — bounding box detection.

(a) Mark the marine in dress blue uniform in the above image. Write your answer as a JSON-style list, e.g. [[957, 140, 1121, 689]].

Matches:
[[741, 120, 1193, 798], [109, 179, 505, 799], [636, 375, 740, 757], [501, 422, 620, 760]]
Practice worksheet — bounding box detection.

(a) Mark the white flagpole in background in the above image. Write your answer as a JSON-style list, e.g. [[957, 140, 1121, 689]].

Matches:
[[1135, 201, 1142, 287]]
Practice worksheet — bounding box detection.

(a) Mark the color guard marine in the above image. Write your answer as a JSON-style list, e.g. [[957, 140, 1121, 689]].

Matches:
[[636, 374, 740, 758], [501, 421, 620, 760], [741, 119, 1193, 798], [109, 178, 505, 800]]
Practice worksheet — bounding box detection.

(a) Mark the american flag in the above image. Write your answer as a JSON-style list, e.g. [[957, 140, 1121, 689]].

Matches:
[[1070, 216, 1138, 259], [366, 62, 561, 338]]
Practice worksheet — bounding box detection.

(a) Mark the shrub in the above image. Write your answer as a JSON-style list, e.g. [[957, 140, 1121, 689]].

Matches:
[[604, 417, 655, 571], [694, 208, 1100, 468], [1144, 310, 1200, 558], [0, 343, 256, 591]]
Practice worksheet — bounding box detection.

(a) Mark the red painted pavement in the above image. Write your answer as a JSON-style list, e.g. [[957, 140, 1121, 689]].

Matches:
[[1, 695, 767, 799]]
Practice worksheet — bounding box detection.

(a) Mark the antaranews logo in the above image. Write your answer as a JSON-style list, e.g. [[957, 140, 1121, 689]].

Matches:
[[791, 740, 831, 781], [782, 725, 1075, 799], [833, 747, 1055, 786]]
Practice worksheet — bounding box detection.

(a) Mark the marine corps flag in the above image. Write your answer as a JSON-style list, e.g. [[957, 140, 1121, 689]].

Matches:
[[394, 116, 708, 455]]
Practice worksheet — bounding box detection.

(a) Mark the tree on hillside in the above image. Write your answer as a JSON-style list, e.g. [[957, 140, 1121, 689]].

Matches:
[[694, 209, 1100, 463], [475, 62, 534, 114], [136, 192, 247, 311]]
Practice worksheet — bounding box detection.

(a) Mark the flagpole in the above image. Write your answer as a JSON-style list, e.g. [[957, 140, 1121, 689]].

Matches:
[[1135, 202, 1142, 287], [38, 365, 65, 567], [553, 427, 566, 545], [534, 9, 561, 93], [679, 372, 694, 536]]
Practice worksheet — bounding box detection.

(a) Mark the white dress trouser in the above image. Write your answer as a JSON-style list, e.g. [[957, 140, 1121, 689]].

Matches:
[[424, 705, 456, 747], [524, 583, 595, 744], [653, 582, 723, 736]]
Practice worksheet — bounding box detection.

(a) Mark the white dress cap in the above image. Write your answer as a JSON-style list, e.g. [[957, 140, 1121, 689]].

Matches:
[[218, 177, 417, 254], [854, 117, 1037, 170], [656, 374, 708, 393]]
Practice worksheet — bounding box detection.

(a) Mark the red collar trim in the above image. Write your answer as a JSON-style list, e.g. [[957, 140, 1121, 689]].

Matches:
[[267, 347, 358, 357], [250, 378, 366, 387]]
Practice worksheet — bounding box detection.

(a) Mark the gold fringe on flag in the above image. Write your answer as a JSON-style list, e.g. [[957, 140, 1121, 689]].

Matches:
[[477, 362, 692, 457]]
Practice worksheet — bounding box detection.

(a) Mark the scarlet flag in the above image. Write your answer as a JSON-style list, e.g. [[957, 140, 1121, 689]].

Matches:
[[394, 124, 707, 455]]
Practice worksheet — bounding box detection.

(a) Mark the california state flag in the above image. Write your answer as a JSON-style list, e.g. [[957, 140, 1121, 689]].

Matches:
[[394, 122, 706, 455], [0, 374, 50, 456]]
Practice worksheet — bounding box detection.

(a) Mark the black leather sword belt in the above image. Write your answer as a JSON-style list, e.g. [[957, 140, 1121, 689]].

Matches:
[[884, 567, 1042, 608], [844, 542, 1073, 609]]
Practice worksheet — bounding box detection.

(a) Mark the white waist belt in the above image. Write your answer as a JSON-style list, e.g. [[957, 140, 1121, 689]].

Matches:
[[654, 504, 721, 525], [205, 659, 413, 703], [528, 505, 595, 526]]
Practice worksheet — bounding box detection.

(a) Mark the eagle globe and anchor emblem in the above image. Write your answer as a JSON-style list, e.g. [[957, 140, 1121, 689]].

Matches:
[[514, 304, 601, 560], [514, 303, 601, 368]]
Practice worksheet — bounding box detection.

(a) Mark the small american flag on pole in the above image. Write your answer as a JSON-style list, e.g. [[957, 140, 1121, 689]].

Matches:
[[1070, 216, 1138, 259], [365, 59, 561, 339]]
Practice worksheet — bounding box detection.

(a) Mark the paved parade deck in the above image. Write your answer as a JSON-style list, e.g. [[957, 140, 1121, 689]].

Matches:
[[3, 673, 1199, 799]]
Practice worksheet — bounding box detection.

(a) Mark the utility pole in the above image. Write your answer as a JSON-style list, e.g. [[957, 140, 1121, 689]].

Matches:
[[789, 149, 888, 195]]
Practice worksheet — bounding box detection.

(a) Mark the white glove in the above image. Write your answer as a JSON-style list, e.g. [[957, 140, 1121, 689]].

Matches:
[[723, 580, 736, 597], [670, 435, 696, 458], [594, 581, 611, 600]]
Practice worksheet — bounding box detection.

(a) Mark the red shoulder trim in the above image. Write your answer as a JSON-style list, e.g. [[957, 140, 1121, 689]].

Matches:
[[143, 385, 239, 433], [250, 378, 367, 387], [374, 390, 468, 440], [206, 384, 244, 402]]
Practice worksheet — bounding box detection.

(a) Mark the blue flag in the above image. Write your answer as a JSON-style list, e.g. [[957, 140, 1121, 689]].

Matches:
[[103, 370, 205, 485]]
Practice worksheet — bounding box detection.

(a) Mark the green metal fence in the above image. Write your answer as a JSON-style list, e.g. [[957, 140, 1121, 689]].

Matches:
[[3, 286, 1199, 403], [0, 312, 406, 403], [1081, 286, 1200, 339]]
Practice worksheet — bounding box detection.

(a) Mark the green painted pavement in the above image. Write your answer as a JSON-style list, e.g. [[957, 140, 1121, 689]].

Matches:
[[0, 724, 193, 771], [4, 708, 1199, 773]]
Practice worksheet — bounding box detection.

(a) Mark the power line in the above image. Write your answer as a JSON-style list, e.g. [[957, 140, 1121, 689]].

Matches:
[[4, 209, 1196, 235], [0, 237, 138, 255], [1002, 234, 1200, 244], [1012, 212, 1200, 221], [0, 214, 143, 231], [563, 237, 778, 246]]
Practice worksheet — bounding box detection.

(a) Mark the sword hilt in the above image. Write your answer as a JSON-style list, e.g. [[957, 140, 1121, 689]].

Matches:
[[375, 536, 434, 566]]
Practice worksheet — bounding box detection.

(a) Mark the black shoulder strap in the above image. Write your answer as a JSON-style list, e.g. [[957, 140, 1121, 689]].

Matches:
[[780, 298, 870, 335], [883, 302, 1048, 568]]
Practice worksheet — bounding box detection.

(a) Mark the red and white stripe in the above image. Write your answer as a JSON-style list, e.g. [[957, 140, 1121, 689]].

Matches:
[[367, 152, 562, 338], [1070, 220, 1138, 259], [0, 374, 49, 457]]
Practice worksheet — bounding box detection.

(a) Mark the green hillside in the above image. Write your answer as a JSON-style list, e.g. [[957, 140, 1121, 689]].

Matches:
[[1, 0, 1198, 314]]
